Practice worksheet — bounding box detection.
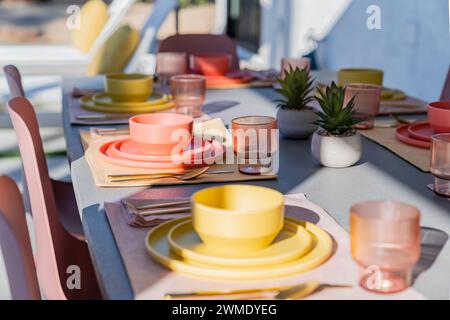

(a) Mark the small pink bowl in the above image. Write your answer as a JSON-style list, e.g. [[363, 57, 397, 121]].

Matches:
[[129, 113, 193, 155], [190, 53, 231, 76], [428, 101, 450, 133]]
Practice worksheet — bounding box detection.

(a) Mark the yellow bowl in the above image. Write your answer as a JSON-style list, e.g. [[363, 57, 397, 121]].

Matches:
[[105, 73, 153, 102], [338, 68, 384, 86], [191, 185, 285, 253]]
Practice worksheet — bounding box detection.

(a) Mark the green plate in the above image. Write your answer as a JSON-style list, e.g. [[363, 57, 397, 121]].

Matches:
[[92, 92, 170, 108], [381, 88, 406, 101], [79, 95, 174, 114]]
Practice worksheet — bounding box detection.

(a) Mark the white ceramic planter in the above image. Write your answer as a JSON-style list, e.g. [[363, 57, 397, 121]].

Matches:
[[311, 130, 362, 168], [276, 108, 318, 139]]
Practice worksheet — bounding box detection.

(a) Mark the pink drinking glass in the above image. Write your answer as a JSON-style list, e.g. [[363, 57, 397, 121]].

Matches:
[[431, 133, 450, 197], [231, 116, 278, 175], [350, 201, 420, 293], [280, 57, 311, 79], [156, 52, 188, 90], [170, 74, 206, 118], [344, 83, 381, 129]]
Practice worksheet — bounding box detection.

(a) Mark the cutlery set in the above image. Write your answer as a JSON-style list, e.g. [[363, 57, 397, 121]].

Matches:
[[122, 198, 192, 228], [108, 167, 234, 183]]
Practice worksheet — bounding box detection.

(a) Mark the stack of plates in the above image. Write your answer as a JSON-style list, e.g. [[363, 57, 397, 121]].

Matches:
[[99, 137, 225, 169], [396, 121, 433, 149], [381, 87, 406, 101], [205, 74, 254, 87], [145, 217, 333, 280], [80, 92, 174, 113]]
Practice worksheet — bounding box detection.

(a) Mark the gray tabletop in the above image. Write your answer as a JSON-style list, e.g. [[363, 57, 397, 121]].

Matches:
[[64, 75, 450, 300]]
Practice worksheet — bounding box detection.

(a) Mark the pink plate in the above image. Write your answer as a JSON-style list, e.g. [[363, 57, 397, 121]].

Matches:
[[395, 124, 431, 149], [99, 140, 224, 169], [407, 122, 435, 142], [112, 137, 213, 162], [205, 75, 254, 87]]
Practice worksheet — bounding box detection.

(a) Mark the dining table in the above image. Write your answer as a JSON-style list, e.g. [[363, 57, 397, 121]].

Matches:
[[63, 71, 450, 300]]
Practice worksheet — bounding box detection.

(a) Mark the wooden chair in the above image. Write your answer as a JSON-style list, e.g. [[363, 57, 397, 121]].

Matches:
[[0, 176, 40, 300], [3, 65, 84, 241], [0, 174, 101, 300], [158, 34, 240, 71], [6, 97, 101, 299]]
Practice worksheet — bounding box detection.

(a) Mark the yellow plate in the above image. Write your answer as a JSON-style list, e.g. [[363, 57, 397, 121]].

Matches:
[[145, 217, 333, 280], [92, 92, 169, 108], [381, 88, 406, 101], [79, 95, 174, 114], [168, 219, 312, 268]]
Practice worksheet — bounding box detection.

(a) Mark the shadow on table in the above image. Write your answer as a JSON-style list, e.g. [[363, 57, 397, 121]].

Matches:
[[285, 205, 320, 224], [203, 100, 240, 114], [413, 226, 449, 282]]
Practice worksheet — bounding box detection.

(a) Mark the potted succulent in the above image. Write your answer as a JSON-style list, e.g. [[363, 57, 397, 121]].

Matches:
[[275, 66, 318, 139], [311, 82, 363, 168]]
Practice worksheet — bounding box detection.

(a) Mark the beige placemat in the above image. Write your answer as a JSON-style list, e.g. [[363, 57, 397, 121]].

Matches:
[[80, 120, 277, 187], [104, 193, 425, 300], [379, 96, 427, 115], [359, 125, 431, 172]]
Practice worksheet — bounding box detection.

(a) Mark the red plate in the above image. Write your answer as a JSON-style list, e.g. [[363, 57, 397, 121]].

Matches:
[[395, 124, 431, 149], [99, 140, 224, 169], [205, 75, 254, 87], [407, 122, 435, 142], [112, 137, 213, 162]]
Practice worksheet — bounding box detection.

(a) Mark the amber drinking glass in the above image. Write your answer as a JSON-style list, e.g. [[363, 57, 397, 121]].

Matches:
[[171, 75, 206, 118], [344, 84, 381, 129], [350, 201, 420, 293], [156, 52, 188, 91], [231, 116, 278, 175], [431, 133, 450, 197]]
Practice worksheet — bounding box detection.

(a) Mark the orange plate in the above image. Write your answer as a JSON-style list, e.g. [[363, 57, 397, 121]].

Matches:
[[205, 75, 254, 87], [112, 137, 213, 163], [407, 122, 435, 142], [99, 139, 224, 169], [395, 124, 431, 149]]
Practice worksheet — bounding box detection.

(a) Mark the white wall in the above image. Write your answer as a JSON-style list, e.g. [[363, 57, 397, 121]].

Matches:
[[219, 0, 352, 69]]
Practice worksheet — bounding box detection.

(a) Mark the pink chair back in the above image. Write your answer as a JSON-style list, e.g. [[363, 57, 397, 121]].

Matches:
[[3, 65, 31, 214], [0, 176, 40, 300], [7, 97, 101, 300], [440, 66, 450, 101], [158, 34, 240, 71], [3, 65, 25, 98]]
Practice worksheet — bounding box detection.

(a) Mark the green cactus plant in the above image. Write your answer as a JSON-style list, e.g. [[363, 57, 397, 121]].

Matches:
[[275, 66, 315, 110], [314, 82, 362, 136]]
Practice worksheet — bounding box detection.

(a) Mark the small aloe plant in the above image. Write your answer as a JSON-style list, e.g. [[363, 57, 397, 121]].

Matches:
[[314, 82, 362, 136], [275, 66, 315, 110]]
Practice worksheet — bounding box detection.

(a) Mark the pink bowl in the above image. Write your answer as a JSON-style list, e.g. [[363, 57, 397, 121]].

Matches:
[[190, 53, 231, 76], [428, 101, 450, 133], [129, 113, 193, 155]]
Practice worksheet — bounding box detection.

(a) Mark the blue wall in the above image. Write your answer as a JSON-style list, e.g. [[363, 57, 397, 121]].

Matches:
[[316, 0, 450, 101]]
